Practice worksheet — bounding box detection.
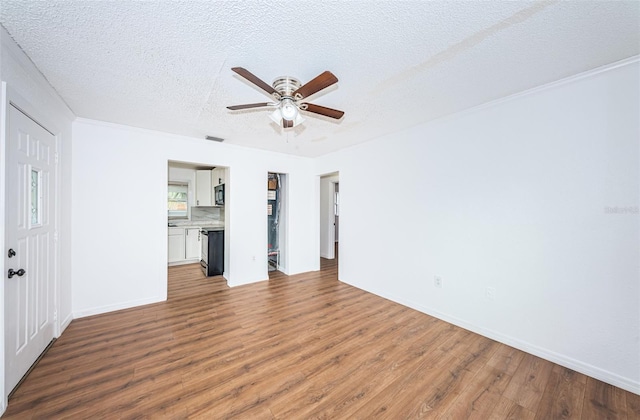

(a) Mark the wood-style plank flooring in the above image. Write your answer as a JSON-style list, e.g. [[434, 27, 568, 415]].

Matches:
[[4, 256, 639, 419]]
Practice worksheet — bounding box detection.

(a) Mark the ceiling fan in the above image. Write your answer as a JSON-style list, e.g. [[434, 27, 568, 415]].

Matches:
[[227, 67, 344, 128]]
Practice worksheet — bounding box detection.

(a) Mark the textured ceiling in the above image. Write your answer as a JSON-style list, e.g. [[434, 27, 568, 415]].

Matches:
[[1, 1, 639, 157]]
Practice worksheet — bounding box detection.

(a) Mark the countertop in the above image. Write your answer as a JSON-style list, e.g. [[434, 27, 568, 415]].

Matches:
[[200, 226, 224, 232], [168, 220, 224, 228]]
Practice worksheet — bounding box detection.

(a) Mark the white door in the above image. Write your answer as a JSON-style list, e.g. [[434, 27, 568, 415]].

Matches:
[[5, 104, 57, 393]]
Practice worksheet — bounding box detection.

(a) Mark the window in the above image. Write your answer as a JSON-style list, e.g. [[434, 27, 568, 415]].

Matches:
[[168, 183, 188, 219], [31, 168, 42, 226]]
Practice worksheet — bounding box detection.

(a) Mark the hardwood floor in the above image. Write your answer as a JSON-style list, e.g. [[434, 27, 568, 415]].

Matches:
[[4, 257, 639, 419]]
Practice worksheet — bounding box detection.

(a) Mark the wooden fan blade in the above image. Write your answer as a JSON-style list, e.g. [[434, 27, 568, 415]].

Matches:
[[282, 119, 294, 128], [292, 71, 338, 99], [231, 67, 277, 97], [302, 103, 345, 120], [227, 102, 272, 110]]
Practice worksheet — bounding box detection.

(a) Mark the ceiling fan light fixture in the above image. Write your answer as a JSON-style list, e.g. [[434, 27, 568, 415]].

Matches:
[[280, 98, 298, 121], [269, 107, 305, 128], [293, 112, 305, 127], [228, 67, 343, 129], [269, 108, 283, 124]]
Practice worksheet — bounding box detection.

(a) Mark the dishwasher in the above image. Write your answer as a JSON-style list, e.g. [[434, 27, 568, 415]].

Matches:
[[200, 227, 224, 276]]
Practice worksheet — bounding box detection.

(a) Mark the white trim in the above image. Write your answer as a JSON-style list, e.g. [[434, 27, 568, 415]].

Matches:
[[3, 86, 67, 139], [327, 55, 640, 159], [454, 55, 640, 118], [72, 296, 165, 319], [60, 313, 73, 333], [168, 259, 200, 266], [0, 81, 8, 418], [227, 277, 269, 288], [8, 101, 55, 136], [353, 282, 640, 395]]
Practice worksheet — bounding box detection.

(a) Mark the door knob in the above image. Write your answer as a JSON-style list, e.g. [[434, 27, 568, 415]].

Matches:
[[8, 248, 16, 258], [8, 268, 25, 278]]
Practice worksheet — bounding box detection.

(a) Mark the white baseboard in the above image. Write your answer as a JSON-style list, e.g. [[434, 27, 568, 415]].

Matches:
[[227, 277, 268, 288], [168, 259, 199, 267], [59, 313, 73, 334], [350, 282, 640, 396], [72, 296, 165, 319]]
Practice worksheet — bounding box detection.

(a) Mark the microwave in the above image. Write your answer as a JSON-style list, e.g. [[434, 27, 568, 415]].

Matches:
[[214, 184, 225, 206]]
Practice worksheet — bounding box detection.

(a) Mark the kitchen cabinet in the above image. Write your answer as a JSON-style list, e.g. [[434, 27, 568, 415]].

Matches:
[[168, 227, 185, 263], [195, 170, 213, 206], [185, 227, 201, 260], [169, 226, 201, 264], [212, 167, 225, 187]]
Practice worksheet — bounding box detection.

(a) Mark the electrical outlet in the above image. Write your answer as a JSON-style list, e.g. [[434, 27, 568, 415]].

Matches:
[[485, 287, 496, 300], [434, 276, 443, 288]]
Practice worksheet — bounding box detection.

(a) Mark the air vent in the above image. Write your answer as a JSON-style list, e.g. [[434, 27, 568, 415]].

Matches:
[[205, 135, 224, 142]]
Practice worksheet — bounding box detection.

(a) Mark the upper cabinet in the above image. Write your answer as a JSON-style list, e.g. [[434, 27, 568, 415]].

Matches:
[[195, 170, 213, 206], [194, 167, 226, 206], [212, 167, 225, 186]]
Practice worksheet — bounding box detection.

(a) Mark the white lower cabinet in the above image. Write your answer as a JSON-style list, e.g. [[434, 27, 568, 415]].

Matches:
[[169, 226, 201, 264], [185, 227, 201, 260], [168, 228, 185, 263]]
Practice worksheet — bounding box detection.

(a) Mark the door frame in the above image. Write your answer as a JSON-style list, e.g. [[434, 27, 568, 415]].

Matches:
[[1, 83, 62, 408], [333, 181, 339, 244], [266, 172, 289, 275], [319, 172, 339, 260]]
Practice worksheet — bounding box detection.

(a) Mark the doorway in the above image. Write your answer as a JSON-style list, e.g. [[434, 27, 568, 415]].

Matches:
[[320, 172, 339, 261], [4, 104, 58, 394], [267, 172, 287, 275], [166, 161, 228, 299]]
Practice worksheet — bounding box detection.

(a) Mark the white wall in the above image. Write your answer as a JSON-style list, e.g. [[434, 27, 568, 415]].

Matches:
[[316, 58, 640, 394], [71, 119, 320, 317], [0, 26, 75, 412]]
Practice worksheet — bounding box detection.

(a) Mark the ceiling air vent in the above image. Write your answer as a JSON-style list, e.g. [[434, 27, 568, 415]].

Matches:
[[205, 135, 224, 142]]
